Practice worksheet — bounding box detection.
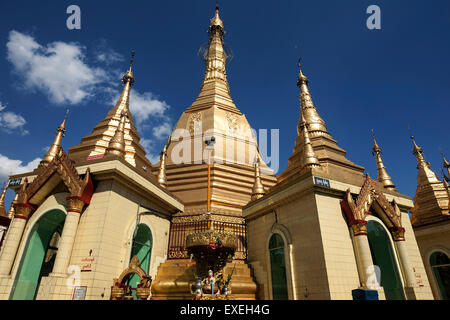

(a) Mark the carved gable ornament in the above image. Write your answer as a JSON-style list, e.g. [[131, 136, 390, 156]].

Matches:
[[17, 148, 94, 208], [340, 174, 403, 231]]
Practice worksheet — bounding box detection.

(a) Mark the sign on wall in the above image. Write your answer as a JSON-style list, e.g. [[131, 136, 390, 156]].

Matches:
[[72, 286, 87, 300], [314, 177, 331, 188]]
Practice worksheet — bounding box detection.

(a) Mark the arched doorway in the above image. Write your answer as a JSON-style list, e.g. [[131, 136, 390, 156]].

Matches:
[[127, 224, 152, 299], [366, 220, 405, 300], [10, 209, 66, 300], [269, 233, 288, 300], [430, 251, 450, 300]]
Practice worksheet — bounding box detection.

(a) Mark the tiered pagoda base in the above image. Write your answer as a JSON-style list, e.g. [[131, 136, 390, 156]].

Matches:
[[151, 260, 257, 300]]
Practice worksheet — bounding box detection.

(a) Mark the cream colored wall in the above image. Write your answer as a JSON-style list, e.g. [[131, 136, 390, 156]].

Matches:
[[57, 179, 171, 300], [247, 191, 331, 300], [314, 193, 361, 300], [245, 174, 436, 300], [413, 222, 450, 300]]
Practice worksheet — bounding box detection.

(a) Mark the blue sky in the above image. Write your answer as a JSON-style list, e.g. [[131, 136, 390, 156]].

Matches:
[[0, 1, 449, 209]]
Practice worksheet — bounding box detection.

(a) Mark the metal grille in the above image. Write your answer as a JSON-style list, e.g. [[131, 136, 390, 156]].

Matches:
[[167, 218, 247, 260]]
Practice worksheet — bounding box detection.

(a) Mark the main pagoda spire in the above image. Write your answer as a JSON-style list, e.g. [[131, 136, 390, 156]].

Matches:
[[371, 131, 396, 191], [185, 5, 239, 114]]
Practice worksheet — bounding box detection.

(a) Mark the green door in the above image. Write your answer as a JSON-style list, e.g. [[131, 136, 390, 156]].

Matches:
[[367, 220, 405, 300], [430, 251, 450, 300], [269, 234, 288, 300], [10, 210, 66, 300], [127, 224, 152, 299]]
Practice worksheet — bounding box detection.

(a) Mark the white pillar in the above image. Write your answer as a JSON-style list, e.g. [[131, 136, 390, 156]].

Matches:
[[51, 197, 85, 275], [0, 204, 34, 275], [352, 222, 375, 288], [392, 228, 416, 288]]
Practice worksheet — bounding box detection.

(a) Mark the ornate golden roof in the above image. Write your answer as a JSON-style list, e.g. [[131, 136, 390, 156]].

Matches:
[[279, 59, 364, 184], [410, 137, 449, 226], [371, 132, 396, 191], [68, 53, 152, 171]]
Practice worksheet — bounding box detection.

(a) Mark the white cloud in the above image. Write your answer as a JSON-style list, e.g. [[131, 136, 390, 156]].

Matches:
[[140, 138, 161, 164], [153, 122, 172, 140], [0, 154, 41, 182], [129, 90, 170, 125], [7, 30, 108, 105], [0, 101, 29, 135], [95, 39, 124, 65]]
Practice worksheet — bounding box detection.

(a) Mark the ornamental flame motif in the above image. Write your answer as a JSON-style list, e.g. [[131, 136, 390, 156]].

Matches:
[[188, 112, 202, 135]]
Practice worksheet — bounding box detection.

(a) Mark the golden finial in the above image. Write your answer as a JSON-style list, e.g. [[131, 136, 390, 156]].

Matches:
[[105, 112, 127, 158], [7, 192, 18, 219], [371, 130, 396, 191], [411, 136, 424, 161], [297, 57, 309, 87], [157, 136, 171, 189], [0, 181, 7, 217], [40, 111, 69, 166], [210, 1, 224, 29], [298, 112, 321, 169], [122, 51, 135, 85], [371, 129, 381, 155], [251, 155, 266, 201]]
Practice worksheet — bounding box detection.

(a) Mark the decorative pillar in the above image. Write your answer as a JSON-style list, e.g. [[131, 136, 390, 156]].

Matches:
[[0, 204, 34, 275], [391, 227, 415, 288], [351, 221, 375, 288], [50, 196, 85, 275]]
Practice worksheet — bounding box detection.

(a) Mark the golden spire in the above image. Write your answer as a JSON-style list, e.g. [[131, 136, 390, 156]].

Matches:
[[411, 136, 441, 185], [296, 58, 331, 139], [40, 109, 69, 166], [204, 5, 227, 84], [0, 182, 7, 217], [105, 112, 127, 157], [111, 51, 135, 119], [157, 137, 170, 189], [371, 130, 396, 191], [251, 156, 266, 201], [298, 111, 321, 169]]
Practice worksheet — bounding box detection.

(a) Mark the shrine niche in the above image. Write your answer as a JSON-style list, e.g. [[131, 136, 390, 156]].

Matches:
[[186, 223, 237, 300], [111, 256, 152, 300], [341, 174, 404, 238], [15, 148, 94, 219]]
